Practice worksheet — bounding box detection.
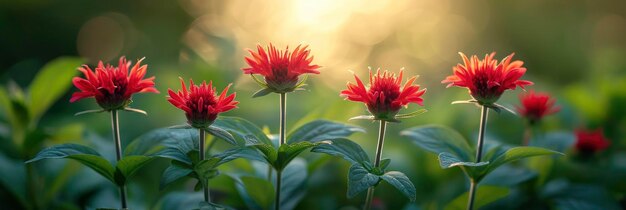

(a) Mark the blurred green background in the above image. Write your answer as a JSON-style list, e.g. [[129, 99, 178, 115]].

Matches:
[[1, 0, 625, 209]]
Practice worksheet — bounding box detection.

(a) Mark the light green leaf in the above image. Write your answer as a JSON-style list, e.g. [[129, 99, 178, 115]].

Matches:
[[347, 163, 380, 198], [287, 120, 364, 143], [252, 88, 273, 98], [115, 155, 155, 185], [348, 115, 375, 121], [401, 125, 473, 162], [394, 109, 428, 119], [311, 138, 369, 165], [26, 144, 115, 183], [206, 125, 237, 145], [275, 141, 319, 170], [381, 171, 416, 202], [241, 176, 275, 210], [444, 186, 510, 210], [28, 57, 83, 122]]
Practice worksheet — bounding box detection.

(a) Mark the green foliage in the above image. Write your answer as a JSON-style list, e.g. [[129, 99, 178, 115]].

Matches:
[[241, 176, 275, 210], [444, 186, 510, 210], [287, 120, 364, 143]]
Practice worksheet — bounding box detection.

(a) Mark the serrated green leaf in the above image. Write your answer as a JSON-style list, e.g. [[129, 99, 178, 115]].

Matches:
[[276, 141, 319, 170], [401, 125, 473, 162], [241, 176, 275, 210], [212, 117, 272, 146], [311, 138, 370, 165], [26, 144, 115, 183], [444, 186, 510, 210], [252, 88, 273, 98], [381, 171, 416, 202], [287, 120, 364, 143], [115, 155, 155, 185], [394, 109, 428, 119], [28, 57, 83, 122], [206, 125, 237, 145], [347, 163, 380, 198], [160, 163, 193, 189]]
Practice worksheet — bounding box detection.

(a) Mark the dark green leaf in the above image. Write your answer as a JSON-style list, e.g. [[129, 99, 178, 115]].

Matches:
[[115, 155, 155, 184], [126, 128, 198, 156], [279, 158, 308, 210], [26, 144, 115, 182], [276, 141, 319, 170], [28, 57, 83, 122], [212, 117, 272, 146], [485, 147, 562, 176], [206, 125, 237, 145], [347, 163, 380, 198], [194, 158, 221, 181], [381, 171, 416, 202], [241, 176, 275, 210], [444, 186, 510, 210], [438, 152, 489, 169], [213, 147, 265, 165], [287, 120, 364, 143], [253, 143, 277, 165], [311, 138, 370, 165], [379, 159, 391, 170], [0, 153, 26, 206], [160, 163, 193, 189], [394, 109, 428, 119], [401, 125, 473, 162], [481, 165, 537, 187], [252, 88, 273, 98]]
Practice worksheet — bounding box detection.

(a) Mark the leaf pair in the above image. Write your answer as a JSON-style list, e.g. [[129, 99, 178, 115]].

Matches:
[[25, 144, 155, 186], [401, 125, 563, 182], [312, 138, 417, 201]]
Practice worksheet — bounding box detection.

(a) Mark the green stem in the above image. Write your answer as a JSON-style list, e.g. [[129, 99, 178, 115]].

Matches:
[[199, 129, 211, 203], [467, 106, 488, 210], [364, 120, 387, 210], [275, 93, 286, 210], [110, 110, 127, 209]]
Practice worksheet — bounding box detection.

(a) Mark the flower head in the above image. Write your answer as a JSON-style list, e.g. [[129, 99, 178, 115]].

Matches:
[[516, 90, 560, 124], [442, 52, 533, 105], [341, 68, 426, 121], [70, 57, 158, 110], [167, 78, 238, 128], [575, 129, 610, 154], [243, 43, 320, 93]]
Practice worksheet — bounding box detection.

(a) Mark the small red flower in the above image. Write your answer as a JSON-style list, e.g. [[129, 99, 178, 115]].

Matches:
[[243, 43, 320, 93], [516, 90, 560, 124], [442, 52, 533, 105], [70, 57, 158, 110], [575, 129, 610, 154], [341, 69, 426, 121], [167, 78, 238, 128]]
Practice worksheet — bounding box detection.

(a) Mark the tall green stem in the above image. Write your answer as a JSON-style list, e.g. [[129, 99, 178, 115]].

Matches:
[[275, 93, 287, 210], [199, 128, 211, 203], [364, 120, 387, 210], [110, 110, 127, 209], [467, 105, 489, 210]]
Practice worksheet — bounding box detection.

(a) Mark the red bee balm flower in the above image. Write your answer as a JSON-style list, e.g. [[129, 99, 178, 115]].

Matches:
[[516, 90, 560, 124], [70, 57, 158, 110], [442, 52, 533, 105], [167, 78, 238, 128], [341, 69, 426, 121], [575, 129, 610, 154], [243, 43, 320, 93]]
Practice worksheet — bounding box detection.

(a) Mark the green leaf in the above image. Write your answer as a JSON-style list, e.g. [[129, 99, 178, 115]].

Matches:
[[381, 171, 416, 202], [444, 186, 510, 210], [252, 88, 273, 98], [276, 141, 319, 170], [347, 163, 380, 198], [212, 147, 265, 165], [348, 115, 375, 121], [151, 129, 200, 164], [438, 152, 489, 168], [401, 125, 474, 162], [484, 146, 563, 177], [311, 138, 370, 165], [287, 120, 364, 143], [212, 117, 272, 146], [250, 74, 268, 88], [394, 109, 428, 119], [194, 158, 221, 181], [278, 158, 308, 210], [115, 155, 155, 185], [160, 162, 193, 189], [241, 176, 275, 210], [251, 143, 277, 165], [206, 125, 237, 145], [28, 57, 83, 122], [492, 103, 516, 115], [26, 144, 115, 183], [0, 153, 27, 207], [379, 158, 391, 170]]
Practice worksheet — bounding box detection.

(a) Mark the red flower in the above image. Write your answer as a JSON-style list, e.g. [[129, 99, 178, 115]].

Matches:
[[516, 90, 560, 124], [341, 69, 426, 121], [442, 52, 533, 105], [243, 43, 320, 93], [575, 129, 610, 154], [167, 78, 238, 128], [70, 57, 158, 110]]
